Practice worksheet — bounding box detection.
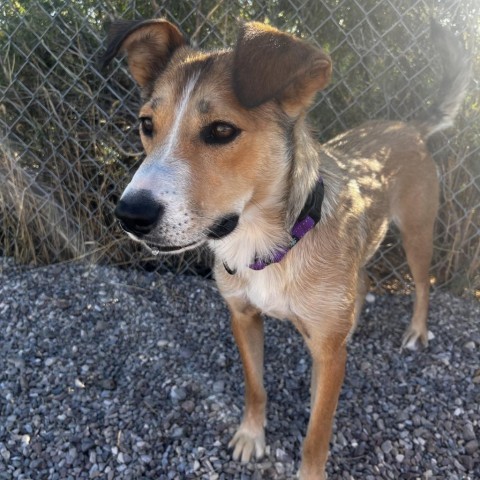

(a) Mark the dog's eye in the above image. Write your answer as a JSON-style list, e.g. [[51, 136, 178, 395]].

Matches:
[[201, 122, 240, 145], [139, 117, 154, 137]]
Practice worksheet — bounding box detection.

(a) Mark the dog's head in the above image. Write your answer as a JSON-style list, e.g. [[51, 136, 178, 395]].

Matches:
[[103, 19, 331, 255]]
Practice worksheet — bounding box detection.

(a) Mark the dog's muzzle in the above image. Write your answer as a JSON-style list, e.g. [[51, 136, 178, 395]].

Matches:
[[114, 189, 164, 237]]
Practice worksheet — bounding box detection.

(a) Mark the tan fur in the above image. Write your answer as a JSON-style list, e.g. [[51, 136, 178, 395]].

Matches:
[[104, 18, 467, 479]]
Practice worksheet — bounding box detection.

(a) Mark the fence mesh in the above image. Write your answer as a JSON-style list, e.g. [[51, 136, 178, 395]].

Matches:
[[1, 0, 479, 294]]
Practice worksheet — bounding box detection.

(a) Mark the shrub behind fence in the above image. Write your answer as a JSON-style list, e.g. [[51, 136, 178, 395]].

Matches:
[[1, 0, 479, 294]]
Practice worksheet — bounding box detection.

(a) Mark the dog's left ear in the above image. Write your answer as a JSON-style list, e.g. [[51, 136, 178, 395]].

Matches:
[[101, 19, 186, 89], [233, 22, 332, 116]]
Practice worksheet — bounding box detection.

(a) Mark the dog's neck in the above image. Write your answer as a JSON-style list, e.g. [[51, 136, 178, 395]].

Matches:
[[211, 117, 330, 274], [287, 119, 341, 227], [285, 121, 323, 227]]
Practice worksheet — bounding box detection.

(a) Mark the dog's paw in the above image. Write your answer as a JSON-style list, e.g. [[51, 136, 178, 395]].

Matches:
[[228, 423, 265, 463], [297, 467, 327, 480], [401, 327, 434, 351]]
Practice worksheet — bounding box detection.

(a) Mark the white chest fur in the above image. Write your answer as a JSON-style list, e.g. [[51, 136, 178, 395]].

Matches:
[[234, 266, 294, 320]]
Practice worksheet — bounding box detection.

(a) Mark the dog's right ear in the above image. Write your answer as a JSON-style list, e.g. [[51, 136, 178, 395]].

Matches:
[[101, 19, 186, 89], [233, 22, 332, 116]]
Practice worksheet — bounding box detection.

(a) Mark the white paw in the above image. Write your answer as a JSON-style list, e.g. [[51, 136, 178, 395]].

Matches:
[[401, 327, 432, 351], [297, 468, 327, 480], [228, 423, 265, 463]]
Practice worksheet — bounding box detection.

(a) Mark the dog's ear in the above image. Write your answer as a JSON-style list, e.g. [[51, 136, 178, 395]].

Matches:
[[101, 19, 186, 88], [233, 22, 332, 116]]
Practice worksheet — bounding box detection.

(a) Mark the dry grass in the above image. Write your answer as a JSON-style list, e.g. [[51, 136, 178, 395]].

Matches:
[[0, 145, 81, 263], [0, 141, 119, 266]]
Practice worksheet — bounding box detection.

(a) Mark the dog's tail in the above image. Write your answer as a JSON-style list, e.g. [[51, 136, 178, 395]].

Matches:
[[417, 20, 470, 138]]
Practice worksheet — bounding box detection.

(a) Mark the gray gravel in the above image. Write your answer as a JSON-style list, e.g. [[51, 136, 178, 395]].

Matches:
[[0, 257, 479, 479]]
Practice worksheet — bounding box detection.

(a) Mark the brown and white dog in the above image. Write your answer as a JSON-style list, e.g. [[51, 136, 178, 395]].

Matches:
[[102, 19, 469, 479]]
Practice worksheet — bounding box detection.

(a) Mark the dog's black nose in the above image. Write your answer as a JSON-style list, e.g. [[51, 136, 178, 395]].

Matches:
[[114, 190, 164, 236]]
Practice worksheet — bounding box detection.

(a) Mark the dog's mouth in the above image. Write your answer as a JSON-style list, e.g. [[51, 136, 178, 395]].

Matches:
[[124, 212, 240, 255], [124, 231, 205, 255], [145, 239, 205, 255]]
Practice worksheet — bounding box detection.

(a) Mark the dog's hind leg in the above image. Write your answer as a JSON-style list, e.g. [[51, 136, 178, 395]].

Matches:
[[399, 222, 435, 349], [226, 297, 267, 462], [393, 173, 439, 350]]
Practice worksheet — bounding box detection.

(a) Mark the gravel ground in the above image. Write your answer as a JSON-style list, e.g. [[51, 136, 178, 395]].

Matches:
[[0, 258, 478, 480]]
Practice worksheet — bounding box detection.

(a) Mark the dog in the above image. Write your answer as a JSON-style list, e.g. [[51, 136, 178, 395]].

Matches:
[[102, 18, 469, 479]]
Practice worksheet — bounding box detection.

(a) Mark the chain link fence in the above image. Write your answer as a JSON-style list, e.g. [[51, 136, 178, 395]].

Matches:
[[1, 0, 479, 294]]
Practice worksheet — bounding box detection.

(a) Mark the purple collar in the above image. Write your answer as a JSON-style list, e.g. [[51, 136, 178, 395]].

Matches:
[[223, 177, 324, 274]]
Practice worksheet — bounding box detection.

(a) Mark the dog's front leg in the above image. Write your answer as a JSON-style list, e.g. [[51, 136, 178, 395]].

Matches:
[[298, 326, 348, 480], [226, 297, 267, 462]]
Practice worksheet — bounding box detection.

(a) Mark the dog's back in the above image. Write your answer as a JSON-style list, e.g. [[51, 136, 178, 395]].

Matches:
[[323, 20, 469, 270], [322, 120, 437, 261]]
